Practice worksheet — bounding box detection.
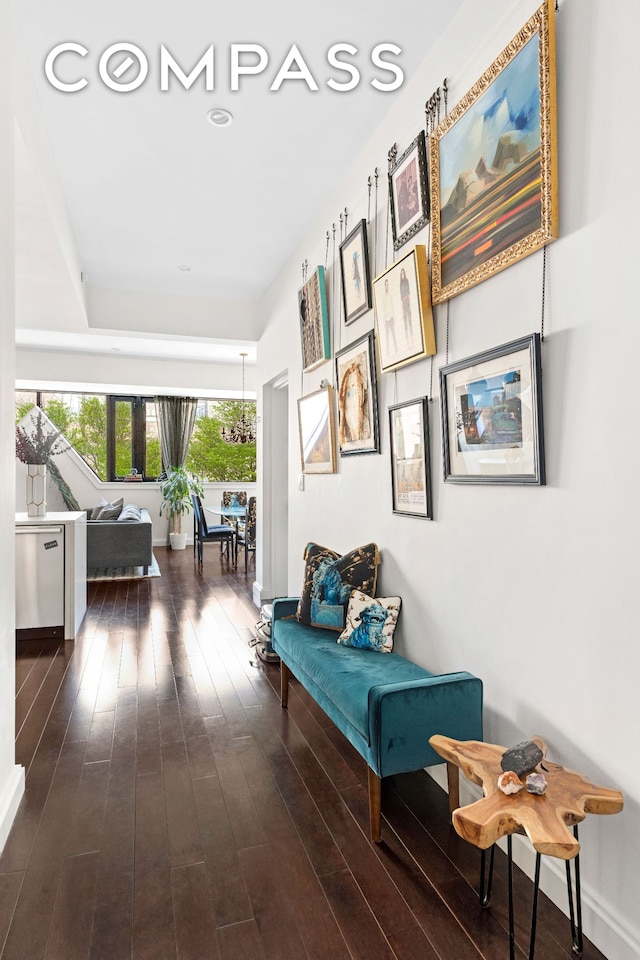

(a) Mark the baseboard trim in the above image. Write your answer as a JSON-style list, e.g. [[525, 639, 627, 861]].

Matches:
[[427, 765, 639, 960], [252, 580, 268, 608], [0, 764, 25, 855]]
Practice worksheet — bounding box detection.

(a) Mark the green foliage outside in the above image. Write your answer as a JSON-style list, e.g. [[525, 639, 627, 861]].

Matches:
[[15, 394, 256, 483], [187, 401, 256, 482]]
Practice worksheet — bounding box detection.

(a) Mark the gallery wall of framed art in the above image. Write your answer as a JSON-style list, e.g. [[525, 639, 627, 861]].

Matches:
[[255, 4, 640, 955]]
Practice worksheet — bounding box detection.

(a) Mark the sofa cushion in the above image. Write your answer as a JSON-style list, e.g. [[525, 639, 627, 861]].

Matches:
[[296, 541, 380, 631], [337, 592, 401, 653], [96, 499, 124, 520], [90, 497, 109, 520], [118, 503, 142, 522], [274, 616, 432, 738]]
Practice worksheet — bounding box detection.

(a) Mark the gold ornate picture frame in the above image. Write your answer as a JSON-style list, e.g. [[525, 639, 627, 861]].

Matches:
[[429, 0, 558, 303]]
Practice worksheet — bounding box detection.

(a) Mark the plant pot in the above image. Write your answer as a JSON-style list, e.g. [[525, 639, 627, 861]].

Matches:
[[169, 531, 188, 550], [26, 464, 47, 517]]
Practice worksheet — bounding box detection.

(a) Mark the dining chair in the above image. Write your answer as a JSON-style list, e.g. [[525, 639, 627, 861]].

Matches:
[[235, 495, 256, 573], [221, 491, 247, 507], [192, 494, 235, 566]]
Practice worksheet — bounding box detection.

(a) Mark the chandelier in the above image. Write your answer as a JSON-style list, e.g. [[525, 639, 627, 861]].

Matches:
[[222, 352, 256, 444]]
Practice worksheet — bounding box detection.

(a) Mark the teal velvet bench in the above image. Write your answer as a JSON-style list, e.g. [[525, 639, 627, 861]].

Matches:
[[271, 598, 484, 842]]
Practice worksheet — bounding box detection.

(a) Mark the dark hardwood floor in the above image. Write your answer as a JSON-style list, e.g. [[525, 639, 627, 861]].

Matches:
[[2, 546, 608, 960]]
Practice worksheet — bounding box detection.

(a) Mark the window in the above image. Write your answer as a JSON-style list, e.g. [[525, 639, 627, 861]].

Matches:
[[15, 391, 256, 483]]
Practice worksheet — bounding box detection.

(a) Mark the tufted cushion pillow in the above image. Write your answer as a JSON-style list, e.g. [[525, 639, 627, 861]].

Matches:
[[117, 503, 142, 522], [296, 541, 380, 631], [337, 591, 401, 652], [95, 497, 124, 521]]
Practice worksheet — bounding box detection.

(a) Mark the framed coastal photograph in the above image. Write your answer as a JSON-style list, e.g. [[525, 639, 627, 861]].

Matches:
[[373, 245, 435, 373], [389, 130, 429, 250], [429, 0, 558, 303], [389, 397, 432, 519], [335, 331, 380, 456], [298, 266, 330, 372], [297, 386, 337, 474], [440, 333, 545, 484], [339, 219, 372, 325]]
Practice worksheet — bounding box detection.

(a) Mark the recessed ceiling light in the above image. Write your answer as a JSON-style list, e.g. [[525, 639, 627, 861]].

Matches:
[[207, 108, 233, 127], [178, 265, 192, 272]]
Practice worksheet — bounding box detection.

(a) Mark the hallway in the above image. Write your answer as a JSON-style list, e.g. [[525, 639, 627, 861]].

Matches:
[[2, 548, 606, 959]]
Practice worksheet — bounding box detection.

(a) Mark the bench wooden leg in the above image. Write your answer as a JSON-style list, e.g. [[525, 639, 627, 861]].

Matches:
[[368, 767, 382, 843], [280, 661, 290, 708], [447, 761, 460, 821]]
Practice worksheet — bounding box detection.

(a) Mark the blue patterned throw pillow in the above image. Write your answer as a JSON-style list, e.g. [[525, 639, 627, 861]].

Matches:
[[296, 542, 380, 631], [337, 591, 401, 652]]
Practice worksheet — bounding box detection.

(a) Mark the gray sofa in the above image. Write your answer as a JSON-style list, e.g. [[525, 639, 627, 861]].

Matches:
[[85, 504, 153, 573]]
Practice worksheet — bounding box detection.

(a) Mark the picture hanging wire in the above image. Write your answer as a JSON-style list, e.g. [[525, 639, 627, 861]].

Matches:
[[372, 168, 379, 278], [443, 79, 450, 364], [332, 222, 339, 371], [385, 144, 397, 272], [540, 245, 548, 342]]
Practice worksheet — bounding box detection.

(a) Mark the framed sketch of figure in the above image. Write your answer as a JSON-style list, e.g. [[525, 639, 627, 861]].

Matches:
[[335, 331, 380, 456], [373, 245, 435, 373], [339, 219, 372, 325]]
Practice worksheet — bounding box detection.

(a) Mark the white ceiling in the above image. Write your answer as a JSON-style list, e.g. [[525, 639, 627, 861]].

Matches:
[[13, 0, 463, 365]]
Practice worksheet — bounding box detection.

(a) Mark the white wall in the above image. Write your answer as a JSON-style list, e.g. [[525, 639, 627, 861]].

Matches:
[[0, 0, 25, 852], [256, 1, 640, 958]]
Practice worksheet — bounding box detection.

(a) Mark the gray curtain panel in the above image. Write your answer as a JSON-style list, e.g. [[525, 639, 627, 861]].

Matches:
[[154, 396, 198, 470]]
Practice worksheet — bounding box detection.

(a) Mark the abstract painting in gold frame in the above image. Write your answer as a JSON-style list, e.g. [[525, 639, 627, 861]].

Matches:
[[429, 0, 558, 303]]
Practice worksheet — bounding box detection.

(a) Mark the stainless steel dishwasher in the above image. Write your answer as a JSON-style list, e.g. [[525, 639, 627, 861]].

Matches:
[[15, 523, 65, 640]]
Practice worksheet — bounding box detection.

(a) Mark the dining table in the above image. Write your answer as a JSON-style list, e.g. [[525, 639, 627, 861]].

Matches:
[[205, 504, 247, 566]]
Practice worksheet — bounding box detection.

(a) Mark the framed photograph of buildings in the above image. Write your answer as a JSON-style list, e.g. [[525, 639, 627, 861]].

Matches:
[[335, 331, 380, 456], [339, 219, 372, 325], [440, 333, 545, 484], [373, 245, 435, 373], [389, 397, 432, 519], [429, 0, 558, 303], [389, 131, 429, 251], [297, 386, 337, 474], [298, 266, 330, 372]]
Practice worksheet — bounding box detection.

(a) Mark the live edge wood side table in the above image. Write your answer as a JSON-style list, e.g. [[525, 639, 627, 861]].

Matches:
[[429, 735, 624, 960]]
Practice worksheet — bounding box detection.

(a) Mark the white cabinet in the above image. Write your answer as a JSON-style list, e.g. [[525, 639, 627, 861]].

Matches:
[[15, 512, 87, 641]]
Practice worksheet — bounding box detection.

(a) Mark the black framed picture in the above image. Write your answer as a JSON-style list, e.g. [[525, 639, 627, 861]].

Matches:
[[440, 333, 545, 484], [389, 131, 430, 250], [389, 397, 432, 519], [335, 331, 380, 456], [339, 218, 372, 325]]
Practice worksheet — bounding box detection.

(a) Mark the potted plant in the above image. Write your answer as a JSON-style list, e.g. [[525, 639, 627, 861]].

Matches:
[[158, 466, 203, 550]]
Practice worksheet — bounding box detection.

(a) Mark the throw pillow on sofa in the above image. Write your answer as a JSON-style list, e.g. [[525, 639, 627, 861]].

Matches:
[[95, 497, 124, 520], [90, 498, 109, 520], [118, 504, 142, 522], [337, 591, 401, 652], [296, 541, 380, 631]]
